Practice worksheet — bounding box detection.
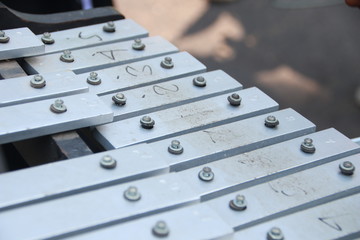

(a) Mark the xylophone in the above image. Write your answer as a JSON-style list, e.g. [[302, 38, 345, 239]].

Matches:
[[0, 17, 359, 240]]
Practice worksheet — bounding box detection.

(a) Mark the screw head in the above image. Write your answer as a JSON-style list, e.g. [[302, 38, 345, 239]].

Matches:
[[227, 93, 242, 106], [103, 21, 116, 32], [50, 99, 67, 113], [41, 32, 55, 44], [160, 57, 174, 69], [152, 220, 170, 237], [132, 38, 145, 50], [60, 50, 74, 63], [339, 161, 355, 176], [0, 30, 10, 43], [198, 166, 214, 182], [140, 116, 155, 129], [267, 227, 284, 240], [193, 76, 206, 87], [229, 194, 247, 211], [301, 138, 316, 153], [168, 140, 184, 155], [112, 93, 127, 106], [30, 74, 46, 88], [87, 72, 101, 85], [100, 155, 117, 169], [265, 115, 279, 128], [124, 186, 141, 201]]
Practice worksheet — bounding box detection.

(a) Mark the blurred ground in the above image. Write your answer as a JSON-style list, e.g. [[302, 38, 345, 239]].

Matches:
[[114, 0, 360, 138]]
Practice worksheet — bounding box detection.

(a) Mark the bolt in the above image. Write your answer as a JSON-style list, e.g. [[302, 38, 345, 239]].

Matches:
[[198, 166, 214, 182], [227, 93, 242, 106], [100, 155, 117, 169], [160, 57, 174, 69], [87, 72, 101, 85], [50, 99, 67, 113], [140, 115, 155, 129], [229, 194, 247, 211], [41, 32, 55, 44], [60, 50, 74, 63], [300, 138, 316, 154], [112, 93, 127, 106], [267, 227, 284, 240], [103, 21, 116, 32], [193, 76, 206, 87], [339, 161, 355, 176], [168, 140, 184, 155], [123, 186, 141, 201], [132, 38, 145, 50], [0, 30, 10, 43], [152, 220, 170, 237], [265, 115, 279, 128], [30, 74, 46, 88]]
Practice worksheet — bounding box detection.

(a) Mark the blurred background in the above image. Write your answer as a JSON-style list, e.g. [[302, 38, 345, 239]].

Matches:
[[2, 0, 360, 138]]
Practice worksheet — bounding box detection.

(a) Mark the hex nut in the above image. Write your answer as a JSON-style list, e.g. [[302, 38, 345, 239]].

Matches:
[[267, 227, 284, 240], [227, 93, 242, 106], [229, 194, 247, 211], [193, 76, 206, 87], [100, 155, 117, 169], [0, 31, 10, 43], [168, 140, 184, 155], [103, 21, 116, 32], [160, 57, 174, 69], [60, 50, 74, 63], [198, 166, 214, 182], [265, 115, 279, 128], [140, 116, 155, 129], [339, 161, 355, 176], [50, 99, 67, 113], [132, 38, 145, 50], [87, 72, 101, 85], [300, 138, 316, 153], [112, 93, 127, 106], [123, 186, 141, 201], [152, 221, 170, 237], [41, 32, 55, 44], [30, 74, 46, 88]]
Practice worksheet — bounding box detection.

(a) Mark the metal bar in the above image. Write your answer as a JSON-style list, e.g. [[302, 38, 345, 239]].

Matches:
[[93, 87, 279, 149], [0, 27, 44, 60], [206, 154, 360, 231], [22, 36, 178, 74], [149, 108, 316, 171], [233, 192, 360, 240], [67, 204, 233, 240], [177, 128, 360, 200], [0, 174, 199, 240], [36, 19, 148, 55], [75, 51, 207, 96], [101, 70, 243, 121], [0, 93, 114, 144], [0, 71, 88, 107]]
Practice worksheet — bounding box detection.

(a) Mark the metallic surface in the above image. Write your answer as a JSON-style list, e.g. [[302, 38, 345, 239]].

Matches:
[[178, 128, 360, 200], [100, 70, 243, 120], [23, 36, 178, 74], [233, 189, 360, 240], [0, 71, 88, 107], [148, 108, 316, 171], [206, 155, 360, 231], [35, 19, 148, 55], [94, 87, 279, 149], [0, 174, 199, 240], [0, 144, 169, 210], [0, 27, 44, 60], [75, 51, 206, 95], [0, 93, 113, 144]]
